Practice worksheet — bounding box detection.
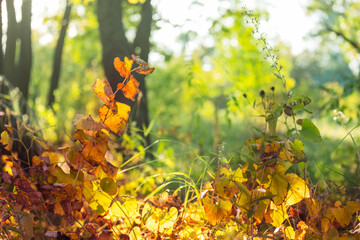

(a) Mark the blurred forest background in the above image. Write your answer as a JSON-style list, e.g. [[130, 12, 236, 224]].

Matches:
[[1, 0, 359, 189]]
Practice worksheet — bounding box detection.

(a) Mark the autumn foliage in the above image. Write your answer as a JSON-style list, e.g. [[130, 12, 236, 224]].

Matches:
[[1, 56, 360, 240]]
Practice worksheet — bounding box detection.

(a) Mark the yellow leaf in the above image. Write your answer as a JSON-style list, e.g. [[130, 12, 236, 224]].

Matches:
[[0, 130, 12, 151], [284, 226, 296, 240], [269, 202, 288, 227], [269, 165, 288, 205], [214, 165, 239, 199], [182, 202, 204, 223], [129, 226, 142, 240], [347, 201, 360, 215], [236, 190, 251, 211], [254, 198, 270, 225], [279, 139, 306, 163], [41, 151, 59, 165], [331, 205, 351, 228], [88, 190, 112, 214], [109, 197, 140, 227], [321, 217, 330, 233], [202, 196, 232, 226], [143, 203, 178, 234], [179, 225, 203, 239], [284, 173, 310, 206]]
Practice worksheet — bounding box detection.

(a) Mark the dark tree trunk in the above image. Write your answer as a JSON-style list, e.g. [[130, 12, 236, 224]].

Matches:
[[17, 0, 32, 100], [97, 0, 152, 145], [4, 0, 17, 85], [131, 0, 152, 139], [0, 0, 4, 75], [48, 0, 72, 106], [97, 0, 131, 102]]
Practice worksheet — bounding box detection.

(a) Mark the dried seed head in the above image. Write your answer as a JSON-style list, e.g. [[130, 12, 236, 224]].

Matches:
[[260, 90, 265, 98]]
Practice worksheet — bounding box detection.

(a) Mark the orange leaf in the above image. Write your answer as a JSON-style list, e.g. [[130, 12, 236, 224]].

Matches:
[[117, 75, 140, 101], [65, 150, 94, 173], [92, 79, 115, 105], [134, 65, 155, 75], [54, 202, 65, 216], [73, 129, 109, 165], [131, 54, 155, 75], [114, 57, 133, 80], [98, 102, 131, 136]]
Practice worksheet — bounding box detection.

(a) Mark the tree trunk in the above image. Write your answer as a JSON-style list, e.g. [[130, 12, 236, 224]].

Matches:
[[131, 0, 152, 140], [0, 0, 4, 75], [97, 0, 152, 145], [97, 0, 131, 98], [17, 0, 32, 100], [4, 0, 17, 85], [48, 0, 72, 106]]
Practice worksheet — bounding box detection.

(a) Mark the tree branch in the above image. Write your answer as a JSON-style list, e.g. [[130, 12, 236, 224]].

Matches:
[[325, 24, 360, 54], [133, 0, 152, 61]]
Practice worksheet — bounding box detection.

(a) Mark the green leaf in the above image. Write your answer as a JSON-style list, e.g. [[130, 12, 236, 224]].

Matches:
[[296, 119, 322, 142], [100, 177, 118, 195]]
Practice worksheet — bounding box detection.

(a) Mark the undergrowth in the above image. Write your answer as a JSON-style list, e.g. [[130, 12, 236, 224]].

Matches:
[[0, 15, 360, 240]]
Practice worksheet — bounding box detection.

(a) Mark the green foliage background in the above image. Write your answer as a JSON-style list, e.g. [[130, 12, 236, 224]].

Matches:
[[22, 0, 360, 190]]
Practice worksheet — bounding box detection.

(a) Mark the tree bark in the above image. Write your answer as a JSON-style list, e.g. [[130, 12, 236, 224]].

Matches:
[[97, 0, 152, 145], [17, 0, 32, 100], [4, 0, 17, 85], [97, 0, 131, 100], [131, 0, 152, 139], [0, 0, 4, 75], [48, 0, 72, 106]]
